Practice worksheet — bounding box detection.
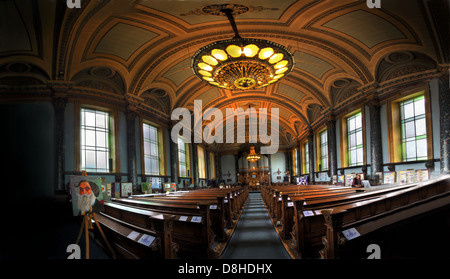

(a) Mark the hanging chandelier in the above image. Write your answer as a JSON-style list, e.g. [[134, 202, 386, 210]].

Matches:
[[191, 7, 294, 90], [246, 146, 261, 162]]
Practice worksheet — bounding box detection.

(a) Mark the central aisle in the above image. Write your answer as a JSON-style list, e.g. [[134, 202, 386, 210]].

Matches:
[[221, 192, 291, 259]]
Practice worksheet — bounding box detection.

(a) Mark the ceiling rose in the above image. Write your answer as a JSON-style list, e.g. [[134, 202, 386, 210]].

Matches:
[[191, 6, 294, 90]]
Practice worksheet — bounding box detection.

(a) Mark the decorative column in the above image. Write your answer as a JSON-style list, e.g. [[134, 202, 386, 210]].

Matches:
[[205, 149, 211, 181], [169, 122, 179, 185], [192, 143, 199, 187], [298, 141, 303, 175], [126, 107, 138, 191], [368, 98, 383, 176], [190, 114, 199, 187], [53, 96, 67, 192], [215, 154, 222, 181], [268, 153, 272, 186], [234, 153, 239, 184], [285, 150, 291, 182], [327, 119, 337, 178], [439, 70, 450, 174], [307, 128, 315, 184]]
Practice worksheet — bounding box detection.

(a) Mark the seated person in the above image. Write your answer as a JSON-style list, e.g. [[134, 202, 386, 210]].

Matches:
[[352, 174, 362, 187]]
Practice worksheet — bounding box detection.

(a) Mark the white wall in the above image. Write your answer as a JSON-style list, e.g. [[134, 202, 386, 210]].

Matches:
[[271, 152, 286, 182], [221, 154, 236, 184]]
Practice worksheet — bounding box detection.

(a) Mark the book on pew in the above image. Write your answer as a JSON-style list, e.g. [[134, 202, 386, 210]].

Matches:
[[112, 182, 121, 198], [416, 169, 429, 182], [383, 172, 396, 184], [375, 172, 383, 185], [337, 175, 345, 186], [332, 175, 337, 185], [398, 171, 408, 184], [362, 180, 371, 189], [345, 174, 354, 187], [406, 169, 415, 183], [106, 183, 111, 197], [121, 182, 132, 197]]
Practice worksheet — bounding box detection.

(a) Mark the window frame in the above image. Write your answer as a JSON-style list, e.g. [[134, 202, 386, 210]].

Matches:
[[209, 152, 216, 179], [339, 107, 366, 168], [399, 95, 428, 162], [302, 141, 309, 174], [387, 87, 433, 163], [347, 111, 364, 167], [177, 137, 190, 178], [80, 108, 111, 172], [316, 129, 329, 172], [140, 117, 167, 177], [142, 123, 160, 176], [75, 103, 119, 173], [197, 145, 206, 179], [292, 148, 298, 176]]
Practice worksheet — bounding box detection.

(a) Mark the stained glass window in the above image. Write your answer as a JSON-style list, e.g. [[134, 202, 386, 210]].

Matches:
[[347, 112, 364, 166], [178, 137, 187, 177], [143, 123, 159, 175], [198, 145, 206, 179], [320, 130, 328, 171], [210, 152, 215, 179], [81, 108, 110, 172], [400, 95, 427, 161], [304, 142, 309, 174]]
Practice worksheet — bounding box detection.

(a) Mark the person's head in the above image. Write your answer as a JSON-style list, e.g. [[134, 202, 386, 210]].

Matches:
[[356, 174, 360, 179], [76, 180, 99, 213], [78, 180, 92, 196]]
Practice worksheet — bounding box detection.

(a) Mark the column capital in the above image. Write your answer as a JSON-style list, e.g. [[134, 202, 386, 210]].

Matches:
[[366, 95, 381, 109], [326, 118, 336, 129], [126, 105, 139, 120]]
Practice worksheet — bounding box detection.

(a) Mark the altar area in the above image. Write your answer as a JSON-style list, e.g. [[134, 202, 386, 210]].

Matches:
[[238, 155, 270, 190]]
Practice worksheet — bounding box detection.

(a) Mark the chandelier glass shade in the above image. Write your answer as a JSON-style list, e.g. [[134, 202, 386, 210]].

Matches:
[[191, 8, 294, 90], [246, 146, 261, 162]]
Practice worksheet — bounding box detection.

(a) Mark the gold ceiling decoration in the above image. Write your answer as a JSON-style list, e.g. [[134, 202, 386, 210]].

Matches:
[[191, 6, 294, 90]]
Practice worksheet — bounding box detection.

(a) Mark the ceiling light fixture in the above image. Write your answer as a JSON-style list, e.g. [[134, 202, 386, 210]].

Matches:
[[191, 7, 294, 90], [246, 146, 261, 162]]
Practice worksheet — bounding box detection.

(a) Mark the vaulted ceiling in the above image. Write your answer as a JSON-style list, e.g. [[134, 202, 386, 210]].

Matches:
[[0, 0, 448, 151]]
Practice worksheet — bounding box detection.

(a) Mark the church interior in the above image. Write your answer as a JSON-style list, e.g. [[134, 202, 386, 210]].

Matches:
[[1, 0, 450, 262]]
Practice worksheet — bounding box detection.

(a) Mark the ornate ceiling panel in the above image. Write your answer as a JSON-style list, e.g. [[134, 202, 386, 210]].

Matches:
[[138, 0, 297, 24], [293, 51, 335, 79], [95, 23, 159, 60], [1, 0, 448, 151], [0, 1, 32, 53], [323, 10, 406, 48]]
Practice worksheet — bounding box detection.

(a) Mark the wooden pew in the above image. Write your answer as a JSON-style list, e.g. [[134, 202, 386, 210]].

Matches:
[[274, 188, 356, 230], [134, 194, 227, 241], [107, 197, 216, 258], [289, 185, 413, 257], [290, 177, 450, 258], [168, 186, 248, 220], [172, 187, 247, 223], [276, 188, 356, 240], [96, 201, 177, 259], [262, 185, 346, 219], [149, 186, 248, 230], [320, 175, 450, 259], [272, 184, 408, 243], [99, 186, 248, 259]]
